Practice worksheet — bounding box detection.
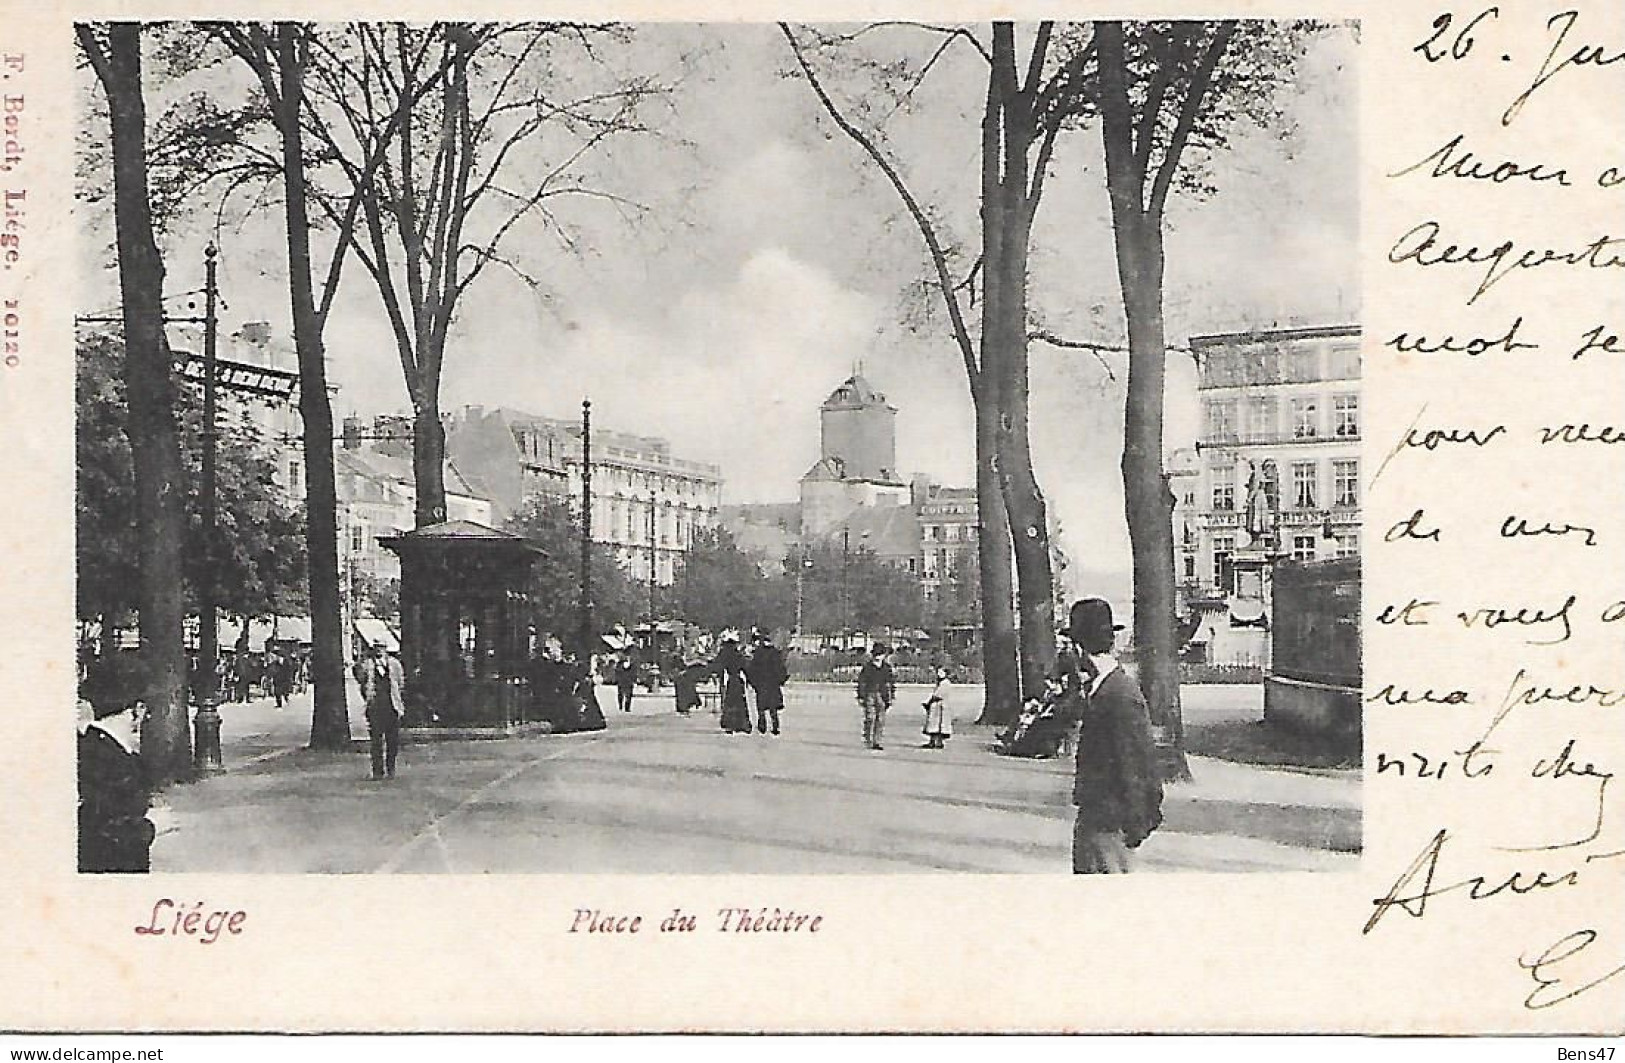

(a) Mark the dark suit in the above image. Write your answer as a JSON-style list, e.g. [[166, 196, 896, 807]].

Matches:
[[77, 726, 153, 873], [361, 655, 405, 778], [1072, 665, 1163, 872], [745, 643, 789, 733]]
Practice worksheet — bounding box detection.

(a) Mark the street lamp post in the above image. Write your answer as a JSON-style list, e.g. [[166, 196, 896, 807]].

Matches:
[[578, 399, 593, 659], [647, 491, 658, 688], [841, 528, 850, 651], [648, 492, 657, 627], [794, 554, 810, 639], [192, 245, 224, 775]]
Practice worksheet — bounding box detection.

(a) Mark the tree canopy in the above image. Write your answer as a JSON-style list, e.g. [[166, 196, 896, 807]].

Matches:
[[77, 330, 309, 627]]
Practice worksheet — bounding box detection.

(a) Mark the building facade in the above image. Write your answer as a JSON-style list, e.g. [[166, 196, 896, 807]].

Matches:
[[335, 444, 494, 591], [444, 405, 723, 585], [561, 425, 722, 586], [1181, 324, 1362, 665], [915, 480, 978, 599]]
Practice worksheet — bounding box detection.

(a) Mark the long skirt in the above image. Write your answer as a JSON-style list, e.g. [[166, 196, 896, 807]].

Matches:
[[1072, 818, 1132, 874], [719, 678, 751, 732]]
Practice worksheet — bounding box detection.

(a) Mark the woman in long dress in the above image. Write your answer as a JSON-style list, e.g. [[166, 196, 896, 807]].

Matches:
[[573, 655, 607, 732], [713, 632, 752, 734]]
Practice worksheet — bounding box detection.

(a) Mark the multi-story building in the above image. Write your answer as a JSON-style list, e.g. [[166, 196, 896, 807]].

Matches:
[[443, 406, 571, 523], [444, 404, 723, 585], [915, 479, 978, 599], [561, 425, 722, 586], [335, 443, 494, 591], [217, 321, 306, 501], [1182, 323, 1361, 665]]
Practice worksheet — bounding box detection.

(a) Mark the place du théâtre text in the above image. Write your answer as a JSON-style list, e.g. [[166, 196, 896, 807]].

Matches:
[[1367, 5, 1624, 1016], [569, 907, 823, 935]]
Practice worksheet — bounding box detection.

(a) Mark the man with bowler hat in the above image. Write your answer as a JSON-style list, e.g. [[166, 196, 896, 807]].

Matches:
[[1067, 598, 1163, 873], [745, 628, 789, 735], [360, 641, 406, 779], [77, 654, 156, 873], [856, 642, 896, 750]]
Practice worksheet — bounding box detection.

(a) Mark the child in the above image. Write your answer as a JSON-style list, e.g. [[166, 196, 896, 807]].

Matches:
[[922, 668, 952, 749]]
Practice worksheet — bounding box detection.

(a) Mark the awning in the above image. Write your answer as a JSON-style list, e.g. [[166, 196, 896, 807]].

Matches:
[[1228, 597, 1269, 629], [353, 617, 400, 652]]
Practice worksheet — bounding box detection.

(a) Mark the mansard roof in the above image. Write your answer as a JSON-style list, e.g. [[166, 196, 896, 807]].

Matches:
[[821, 374, 893, 411]]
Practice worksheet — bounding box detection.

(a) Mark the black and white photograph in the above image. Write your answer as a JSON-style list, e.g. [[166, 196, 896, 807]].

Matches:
[[73, 19, 1361, 876]]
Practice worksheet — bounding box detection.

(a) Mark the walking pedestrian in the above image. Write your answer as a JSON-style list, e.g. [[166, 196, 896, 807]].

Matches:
[[856, 643, 896, 750], [270, 649, 295, 710], [673, 659, 705, 715], [77, 655, 156, 873], [573, 655, 608, 732], [360, 642, 406, 780], [921, 667, 952, 748], [613, 651, 637, 713], [745, 629, 789, 735], [713, 630, 752, 734], [1067, 598, 1164, 874]]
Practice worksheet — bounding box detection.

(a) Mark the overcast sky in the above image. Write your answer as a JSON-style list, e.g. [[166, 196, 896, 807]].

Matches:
[[85, 22, 1357, 596]]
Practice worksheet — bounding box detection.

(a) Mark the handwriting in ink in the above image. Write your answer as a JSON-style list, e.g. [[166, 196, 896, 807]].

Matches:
[[1374, 750, 1493, 780], [1366, 683, 1473, 706], [1569, 325, 1622, 359], [1390, 132, 1571, 187], [1500, 515, 1598, 547], [1385, 509, 1443, 544], [1537, 423, 1625, 445], [1403, 424, 1508, 451], [1364, 829, 1580, 934], [1386, 316, 1539, 357], [1456, 595, 1576, 645], [1503, 10, 1625, 126], [1414, 8, 1499, 64], [1388, 221, 1625, 305], [1520, 930, 1625, 1010], [1376, 598, 1437, 625]]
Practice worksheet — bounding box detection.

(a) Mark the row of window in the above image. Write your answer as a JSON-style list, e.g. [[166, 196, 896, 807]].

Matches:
[[1211, 458, 1359, 512], [922, 522, 978, 543], [1204, 393, 1358, 442], [1192, 530, 1360, 587], [1199, 341, 1361, 388], [583, 462, 718, 503]]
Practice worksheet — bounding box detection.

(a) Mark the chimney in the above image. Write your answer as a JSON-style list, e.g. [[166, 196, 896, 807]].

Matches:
[[341, 416, 361, 451]]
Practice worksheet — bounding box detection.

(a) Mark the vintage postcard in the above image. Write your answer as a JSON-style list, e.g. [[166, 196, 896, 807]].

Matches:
[[1, 0, 1621, 1035]]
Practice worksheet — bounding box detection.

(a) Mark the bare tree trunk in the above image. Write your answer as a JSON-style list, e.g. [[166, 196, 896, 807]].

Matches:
[[271, 24, 350, 751], [85, 24, 191, 785], [412, 396, 448, 526], [988, 220, 1055, 699], [1108, 208, 1191, 782], [1098, 21, 1191, 780], [983, 24, 1056, 703], [974, 393, 1020, 725]]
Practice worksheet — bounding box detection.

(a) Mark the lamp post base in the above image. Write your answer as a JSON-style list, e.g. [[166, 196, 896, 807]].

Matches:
[[193, 700, 225, 775]]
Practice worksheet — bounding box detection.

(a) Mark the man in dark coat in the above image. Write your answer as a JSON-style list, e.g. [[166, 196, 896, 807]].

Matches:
[[613, 651, 637, 713], [359, 643, 406, 779], [855, 643, 896, 750], [77, 655, 156, 873], [1068, 598, 1164, 873], [745, 630, 789, 735]]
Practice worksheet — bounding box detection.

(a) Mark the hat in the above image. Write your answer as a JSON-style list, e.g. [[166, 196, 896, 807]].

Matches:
[[870, 642, 890, 656], [84, 655, 152, 719], [1068, 598, 1123, 651]]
